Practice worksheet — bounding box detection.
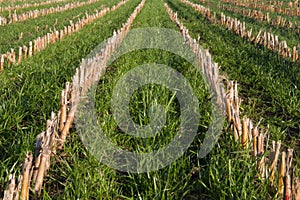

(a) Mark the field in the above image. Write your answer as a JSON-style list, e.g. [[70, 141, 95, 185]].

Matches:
[[0, 0, 299, 199]]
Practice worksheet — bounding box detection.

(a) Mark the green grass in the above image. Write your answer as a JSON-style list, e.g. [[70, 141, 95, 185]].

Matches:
[[0, 0, 66, 7], [1, 0, 299, 199], [168, 0, 300, 176], [193, 0, 300, 19], [189, 0, 300, 47], [0, 0, 120, 53], [47, 0, 273, 199], [217, 1, 300, 23], [0, 0, 141, 197], [0, 0, 89, 18]]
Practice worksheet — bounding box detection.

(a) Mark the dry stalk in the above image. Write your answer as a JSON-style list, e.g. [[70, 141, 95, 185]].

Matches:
[[21, 153, 33, 200], [34, 148, 51, 193], [241, 116, 248, 149], [59, 90, 67, 132], [18, 47, 22, 64], [278, 151, 286, 195], [0, 54, 5, 70], [58, 87, 78, 148], [293, 176, 300, 200], [269, 140, 281, 185], [3, 174, 17, 200], [285, 149, 293, 199], [252, 126, 258, 157]]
